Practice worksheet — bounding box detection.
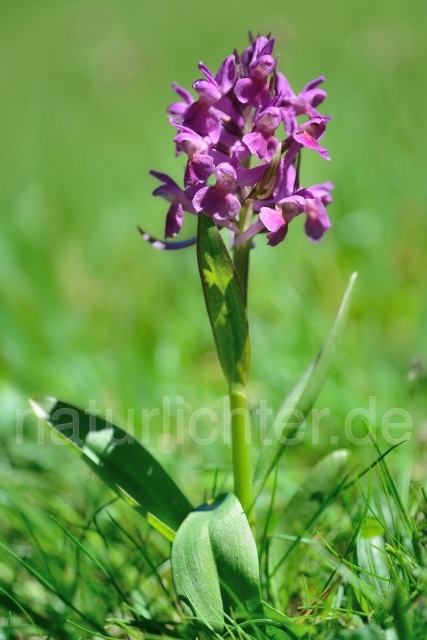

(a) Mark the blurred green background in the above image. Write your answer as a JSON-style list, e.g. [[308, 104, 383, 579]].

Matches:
[[1, 0, 427, 554]]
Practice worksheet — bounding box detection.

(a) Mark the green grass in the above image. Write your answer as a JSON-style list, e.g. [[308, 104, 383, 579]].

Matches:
[[1, 0, 427, 637]]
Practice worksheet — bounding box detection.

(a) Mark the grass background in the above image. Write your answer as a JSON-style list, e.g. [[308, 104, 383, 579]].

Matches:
[[1, 0, 427, 636]]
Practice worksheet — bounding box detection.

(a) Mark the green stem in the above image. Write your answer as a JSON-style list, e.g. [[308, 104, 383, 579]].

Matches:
[[232, 201, 252, 304], [230, 384, 253, 517]]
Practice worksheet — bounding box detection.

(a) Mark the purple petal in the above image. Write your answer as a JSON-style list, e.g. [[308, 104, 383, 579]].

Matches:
[[193, 79, 221, 103], [193, 186, 240, 219], [165, 203, 185, 238], [254, 107, 282, 134], [172, 82, 194, 104], [273, 161, 296, 202], [293, 131, 330, 160], [150, 170, 181, 188], [235, 77, 269, 107], [277, 195, 306, 219], [259, 206, 285, 233], [152, 183, 182, 202], [304, 198, 332, 241], [242, 132, 269, 159], [300, 76, 325, 94], [184, 155, 215, 186], [280, 108, 298, 136], [167, 101, 189, 117], [275, 72, 293, 99], [236, 163, 268, 187], [174, 130, 207, 157], [249, 55, 275, 80], [266, 223, 289, 246], [215, 55, 237, 94], [183, 101, 221, 144], [215, 163, 237, 190]]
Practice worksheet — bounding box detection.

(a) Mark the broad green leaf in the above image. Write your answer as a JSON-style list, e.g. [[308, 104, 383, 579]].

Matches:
[[269, 450, 352, 585], [197, 214, 251, 388], [254, 273, 358, 499], [30, 396, 193, 537], [171, 493, 262, 632]]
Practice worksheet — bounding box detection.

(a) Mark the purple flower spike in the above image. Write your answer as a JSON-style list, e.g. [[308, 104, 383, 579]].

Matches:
[[193, 163, 241, 220], [146, 33, 333, 250]]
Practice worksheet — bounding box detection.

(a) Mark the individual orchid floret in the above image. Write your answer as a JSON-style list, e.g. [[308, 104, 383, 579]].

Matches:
[[285, 117, 331, 168], [242, 106, 281, 160], [192, 163, 241, 221], [235, 54, 275, 107], [276, 73, 327, 136], [150, 171, 196, 238], [259, 196, 307, 246], [303, 195, 332, 241], [177, 57, 237, 144], [235, 37, 276, 108], [173, 124, 215, 186], [193, 56, 237, 103], [168, 83, 195, 119]]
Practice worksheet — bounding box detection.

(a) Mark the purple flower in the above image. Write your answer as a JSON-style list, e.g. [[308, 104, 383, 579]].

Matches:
[[259, 196, 306, 246], [167, 83, 194, 119], [276, 73, 327, 135], [304, 197, 331, 241], [242, 106, 281, 160], [192, 163, 241, 221], [173, 124, 215, 186], [150, 171, 196, 238], [235, 54, 275, 107], [285, 117, 331, 167], [193, 56, 237, 102]]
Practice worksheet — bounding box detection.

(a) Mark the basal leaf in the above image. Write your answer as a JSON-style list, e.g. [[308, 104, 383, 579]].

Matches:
[[171, 493, 262, 632], [30, 396, 193, 537], [197, 214, 251, 388], [254, 273, 358, 499]]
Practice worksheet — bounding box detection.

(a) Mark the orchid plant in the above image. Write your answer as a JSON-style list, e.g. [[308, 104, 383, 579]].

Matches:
[[31, 33, 358, 638]]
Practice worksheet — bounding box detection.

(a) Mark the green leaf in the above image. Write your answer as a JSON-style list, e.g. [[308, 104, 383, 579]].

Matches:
[[171, 493, 262, 632], [30, 396, 193, 537], [254, 272, 358, 499], [262, 602, 306, 639], [197, 214, 251, 388]]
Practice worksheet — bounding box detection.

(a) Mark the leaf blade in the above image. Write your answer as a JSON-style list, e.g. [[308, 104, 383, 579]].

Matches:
[[30, 396, 193, 534], [171, 493, 262, 632], [254, 272, 358, 498], [197, 214, 251, 388]]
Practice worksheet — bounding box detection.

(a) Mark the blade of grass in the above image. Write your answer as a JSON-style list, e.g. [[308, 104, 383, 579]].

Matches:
[[0, 587, 41, 639], [253, 273, 358, 503]]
